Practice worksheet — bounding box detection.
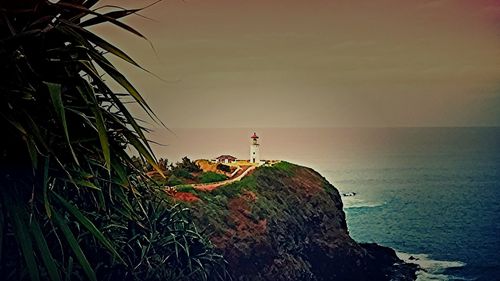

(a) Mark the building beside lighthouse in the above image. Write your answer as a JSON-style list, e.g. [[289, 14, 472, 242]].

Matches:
[[250, 132, 260, 163]]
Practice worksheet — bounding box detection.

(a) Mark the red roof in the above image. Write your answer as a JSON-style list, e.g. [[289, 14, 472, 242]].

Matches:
[[251, 132, 259, 139], [216, 155, 237, 160]]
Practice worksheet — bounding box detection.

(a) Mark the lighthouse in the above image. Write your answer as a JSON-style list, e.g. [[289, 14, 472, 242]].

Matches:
[[250, 132, 260, 164]]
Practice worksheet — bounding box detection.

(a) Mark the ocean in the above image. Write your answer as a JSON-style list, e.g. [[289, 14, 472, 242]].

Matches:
[[152, 127, 500, 281]]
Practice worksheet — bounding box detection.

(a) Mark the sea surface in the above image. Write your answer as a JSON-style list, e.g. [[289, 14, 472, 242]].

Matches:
[[152, 127, 500, 281]]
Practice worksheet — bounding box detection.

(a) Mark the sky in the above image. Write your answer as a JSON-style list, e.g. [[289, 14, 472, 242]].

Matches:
[[95, 0, 500, 128]]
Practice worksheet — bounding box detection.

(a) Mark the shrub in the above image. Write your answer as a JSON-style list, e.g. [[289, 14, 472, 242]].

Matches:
[[177, 156, 202, 173], [200, 172, 228, 183], [217, 163, 231, 173], [210, 175, 257, 198], [104, 194, 229, 281], [167, 175, 184, 186], [173, 168, 194, 179], [175, 185, 196, 193]]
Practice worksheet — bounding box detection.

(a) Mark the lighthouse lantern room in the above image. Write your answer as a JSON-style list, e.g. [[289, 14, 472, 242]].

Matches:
[[250, 132, 260, 163]]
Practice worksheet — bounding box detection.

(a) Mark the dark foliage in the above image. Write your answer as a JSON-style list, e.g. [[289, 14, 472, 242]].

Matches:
[[0, 1, 227, 280], [177, 157, 202, 173], [217, 164, 231, 173]]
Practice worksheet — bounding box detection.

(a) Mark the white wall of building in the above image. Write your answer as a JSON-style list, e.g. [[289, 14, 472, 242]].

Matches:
[[250, 143, 260, 163]]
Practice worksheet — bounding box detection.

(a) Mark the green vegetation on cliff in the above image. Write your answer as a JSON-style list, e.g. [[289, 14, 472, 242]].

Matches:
[[200, 172, 229, 183]]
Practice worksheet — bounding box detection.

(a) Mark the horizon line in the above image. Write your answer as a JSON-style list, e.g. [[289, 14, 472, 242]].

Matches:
[[159, 125, 500, 130]]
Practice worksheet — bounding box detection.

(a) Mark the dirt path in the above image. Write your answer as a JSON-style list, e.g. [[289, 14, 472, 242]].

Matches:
[[167, 161, 279, 195], [167, 162, 281, 201]]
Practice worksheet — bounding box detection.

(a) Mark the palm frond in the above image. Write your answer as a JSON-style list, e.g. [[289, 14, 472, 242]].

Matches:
[[0, 1, 228, 280]]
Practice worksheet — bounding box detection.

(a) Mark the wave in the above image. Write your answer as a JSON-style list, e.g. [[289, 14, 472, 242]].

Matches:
[[396, 252, 468, 281], [341, 197, 386, 209]]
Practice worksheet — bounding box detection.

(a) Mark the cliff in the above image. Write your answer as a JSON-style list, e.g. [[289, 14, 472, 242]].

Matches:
[[182, 162, 417, 281]]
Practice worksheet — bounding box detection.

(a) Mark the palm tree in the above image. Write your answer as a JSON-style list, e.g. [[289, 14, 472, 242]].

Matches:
[[0, 1, 226, 280]]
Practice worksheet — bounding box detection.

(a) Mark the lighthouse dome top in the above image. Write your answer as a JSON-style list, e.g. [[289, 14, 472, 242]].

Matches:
[[251, 132, 259, 139]]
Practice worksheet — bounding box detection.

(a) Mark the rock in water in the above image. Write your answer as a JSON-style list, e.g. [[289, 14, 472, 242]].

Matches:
[[186, 162, 418, 281]]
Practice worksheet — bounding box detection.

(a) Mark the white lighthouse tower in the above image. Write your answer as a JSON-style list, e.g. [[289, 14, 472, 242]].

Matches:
[[250, 132, 260, 164]]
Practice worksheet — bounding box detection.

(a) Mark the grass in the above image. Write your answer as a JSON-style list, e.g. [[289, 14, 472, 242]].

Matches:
[[182, 161, 337, 255], [271, 161, 296, 175], [167, 175, 184, 186], [210, 174, 257, 198], [181, 161, 331, 244], [199, 172, 228, 184], [186, 163, 305, 239], [174, 173, 260, 237], [175, 184, 195, 192]]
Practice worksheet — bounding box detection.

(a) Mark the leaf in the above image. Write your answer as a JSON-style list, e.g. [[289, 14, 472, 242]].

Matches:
[[65, 256, 74, 281], [56, 20, 142, 74], [60, 19, 169, 91], [21, 111, 50, 152], [0, 200, 4, 265], [43, 157, 52, 218], [76, 25, 140, 67], [88, 50, 149, 109], [45, 82, 79, 166], [124, 130, 164, 177], [76, 60, 152, 146], [74, 179, 100, 190], [29, 217, 62, 281], [1, 193, 40, 281], [26, 137, 39, 168], [52, 210, 97, 281], [58, 21, 163, 127], [52, 193, 125, 264], [0, 111, 28, 135], [82, 0, 99, 9], [79, 9, 142, 30], [54, 2, 146, 39], [70, 81, 112, 173], [93, 106, 111, 172], [111, 156, 129, 186]]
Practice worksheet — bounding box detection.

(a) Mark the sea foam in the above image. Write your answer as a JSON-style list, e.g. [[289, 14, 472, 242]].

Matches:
[[396, 252, 467, 281], [341, 197, 386, 209]]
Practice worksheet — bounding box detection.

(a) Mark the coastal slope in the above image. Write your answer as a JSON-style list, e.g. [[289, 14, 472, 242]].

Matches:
[[182, 162, 417, 281]]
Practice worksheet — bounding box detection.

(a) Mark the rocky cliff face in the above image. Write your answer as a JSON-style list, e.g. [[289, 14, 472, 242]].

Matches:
[[186, 162, 417, 281]]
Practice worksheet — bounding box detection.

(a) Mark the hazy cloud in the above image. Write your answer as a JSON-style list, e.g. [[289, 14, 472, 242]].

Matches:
[[96, 0, 500, 128]]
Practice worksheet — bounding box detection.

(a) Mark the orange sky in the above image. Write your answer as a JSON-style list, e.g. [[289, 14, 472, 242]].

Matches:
[[95, 0, 500, 128]]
